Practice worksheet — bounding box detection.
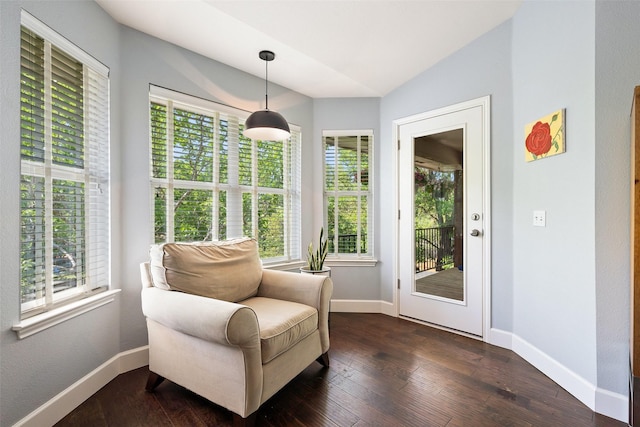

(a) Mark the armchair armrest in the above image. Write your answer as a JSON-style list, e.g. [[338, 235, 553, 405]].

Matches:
[[141, 287, 259, 347], [258, 269, 333, 353], [258, 269, 333, 311]]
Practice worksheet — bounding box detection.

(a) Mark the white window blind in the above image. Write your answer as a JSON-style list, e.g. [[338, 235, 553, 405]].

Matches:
[[323, 130, 374, 257], [150, 86, 301, 264], [19, 11, 110, 317]]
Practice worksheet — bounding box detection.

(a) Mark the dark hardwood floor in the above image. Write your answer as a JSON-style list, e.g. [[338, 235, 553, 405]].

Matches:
[[56, 313, 626, 426]]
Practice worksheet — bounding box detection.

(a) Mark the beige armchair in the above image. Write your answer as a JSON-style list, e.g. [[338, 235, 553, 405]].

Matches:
[[140, 238, 332, 426]]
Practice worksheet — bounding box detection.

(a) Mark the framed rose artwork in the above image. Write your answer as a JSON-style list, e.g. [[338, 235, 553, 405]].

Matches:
[[525, 109, 565, 162]]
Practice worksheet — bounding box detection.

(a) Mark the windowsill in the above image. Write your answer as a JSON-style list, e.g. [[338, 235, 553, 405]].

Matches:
[[12, 289, 121, 339], [264, 260, 307, 271], [263, 257, 378, 271], [325, 257, 378, 267]]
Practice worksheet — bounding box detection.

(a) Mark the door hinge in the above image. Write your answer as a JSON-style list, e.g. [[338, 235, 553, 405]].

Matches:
[[397, 139, 401, 150], [398, 209, 401, 220], [397, 279, 401, 289]]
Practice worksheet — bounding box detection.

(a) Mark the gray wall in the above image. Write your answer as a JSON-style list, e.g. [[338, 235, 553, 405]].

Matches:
[[117, 26, 314, 350], [594, 0, 640, 396], [379, 0, 636, 399], [0, 1, 122, 425], [380, 19, 515, 329], [512, 0, 598, 384], [312, 98, 381, 300], [0, 1, 315, 423]]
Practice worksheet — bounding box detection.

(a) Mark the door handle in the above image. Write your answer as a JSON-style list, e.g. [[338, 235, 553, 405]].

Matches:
[[470, 229, 481, 237]]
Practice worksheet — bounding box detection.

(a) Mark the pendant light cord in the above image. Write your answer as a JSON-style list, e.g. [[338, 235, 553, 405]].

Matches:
[[264, 57, 269, 110]]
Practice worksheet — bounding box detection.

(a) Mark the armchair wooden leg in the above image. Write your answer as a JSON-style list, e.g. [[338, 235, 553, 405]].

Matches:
[[145, 371, 165, 391], [316, 351, 330, 367], [233, 412, 257, 427]]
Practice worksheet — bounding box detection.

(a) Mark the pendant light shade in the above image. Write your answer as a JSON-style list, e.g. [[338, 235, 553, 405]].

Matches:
[[245, 50, 291, 141], [245, 110, 291, 141]]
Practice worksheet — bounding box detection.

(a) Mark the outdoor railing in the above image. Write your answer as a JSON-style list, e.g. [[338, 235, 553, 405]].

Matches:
[[415, 226, 455, 273], [327, 227, 454, 272], [328, 234, 366, 254]]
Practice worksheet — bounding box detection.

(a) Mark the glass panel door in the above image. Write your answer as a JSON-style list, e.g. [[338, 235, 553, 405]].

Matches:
[[414, 130, 464, 301]]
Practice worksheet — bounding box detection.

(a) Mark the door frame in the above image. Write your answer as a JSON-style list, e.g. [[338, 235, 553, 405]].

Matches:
[[391, 95, 492, 340]]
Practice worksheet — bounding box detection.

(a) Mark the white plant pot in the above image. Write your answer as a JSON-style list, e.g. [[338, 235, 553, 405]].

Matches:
[[300, 267, 331, 277]]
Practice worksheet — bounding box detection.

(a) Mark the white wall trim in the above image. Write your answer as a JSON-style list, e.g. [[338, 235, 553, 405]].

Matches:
[[330, 299, 394, 315], [502, 329, 627, 423], [13, 290, 121, 339], [488, 327, 513, 350], [379, 300, 396, 317], [13, 346, 149, 427], [595, 386, 629, 422], [512, 333, 597, 407], [334, 306, 628, 423], [11, 315, 629, 425]]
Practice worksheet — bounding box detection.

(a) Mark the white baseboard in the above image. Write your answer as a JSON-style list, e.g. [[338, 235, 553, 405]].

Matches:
[[488, 327, 513, 350], [512, 334, 597, 408], [379, 300, 396, 317], [506, 331, 628, 423], [12, 309, 630, 425], [117, 346, 150, 372], [596, 386, 629, 422], [330, 299, 395, 315], [333, 311, 629, 422], [13, 346, 149, 427]]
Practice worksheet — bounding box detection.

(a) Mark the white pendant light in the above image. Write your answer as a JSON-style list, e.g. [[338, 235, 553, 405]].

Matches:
[[244, 50, 291, 141]]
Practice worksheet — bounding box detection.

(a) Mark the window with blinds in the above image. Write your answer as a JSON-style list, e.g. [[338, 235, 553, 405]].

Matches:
[[149, 86, 301, 264], [323, 130, 374, 257], [19, 11, 110, 317]]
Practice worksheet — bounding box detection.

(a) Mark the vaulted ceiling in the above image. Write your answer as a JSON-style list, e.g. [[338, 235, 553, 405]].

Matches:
[[96, 0, 521, 98]]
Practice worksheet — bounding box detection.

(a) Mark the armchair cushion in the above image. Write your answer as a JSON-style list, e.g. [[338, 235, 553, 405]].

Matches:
[[149, 237, 262, 302], [241, 297, 318, 364]]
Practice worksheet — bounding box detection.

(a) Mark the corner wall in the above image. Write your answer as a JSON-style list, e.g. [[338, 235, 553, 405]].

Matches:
[[380, 19, 515, 330], [381, 0, 631, 419], [117, 26, 314, 350], [0, 2, 315, 424], [594, 0, 640, 397], [511, 0, 598, 389], [0, 1, 122, 425], [312, 98, 381, 301]]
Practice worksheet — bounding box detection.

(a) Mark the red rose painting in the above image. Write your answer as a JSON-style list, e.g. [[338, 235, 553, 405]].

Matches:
[[526, 121, 552, 156], [524, 109, 565, 162]]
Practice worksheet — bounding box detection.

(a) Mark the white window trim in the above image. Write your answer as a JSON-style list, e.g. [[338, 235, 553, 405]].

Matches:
[[323, 129, 375, 263], [325, 258, 378, 268], [21, 10, 109, 77], [149, 86, 302, 135], [13, 289, 120, 339], [261, 258, 380, 270], [18, 11, 111, 320], [149, 85, 302, 264]]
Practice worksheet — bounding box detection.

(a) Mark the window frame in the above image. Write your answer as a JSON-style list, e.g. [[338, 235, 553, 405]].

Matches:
[[149, 85, 301, 265], [322, 129, 375, 263], [18, 10, 111, 319]]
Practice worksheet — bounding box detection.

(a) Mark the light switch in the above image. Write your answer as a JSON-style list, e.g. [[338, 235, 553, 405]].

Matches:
[[533, 210, 546, 227]]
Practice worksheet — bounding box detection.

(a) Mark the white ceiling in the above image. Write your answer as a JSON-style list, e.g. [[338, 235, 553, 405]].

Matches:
[[96, 0, 522, 98]]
